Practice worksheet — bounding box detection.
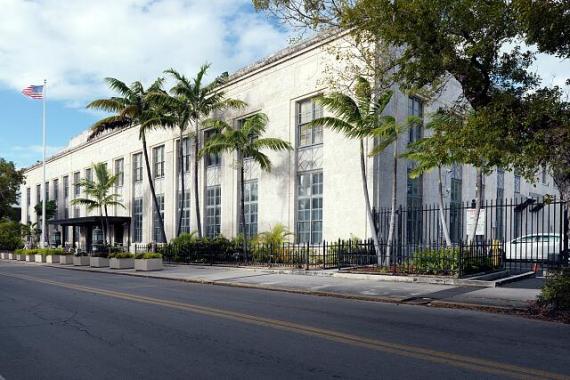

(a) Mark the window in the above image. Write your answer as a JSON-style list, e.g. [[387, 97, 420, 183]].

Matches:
[[36, 184, 41, 205], [542, 166, 547, 184], [177, 138, 191, 173], [74, 172, 81, 196], [408, 97, 423, 144], [115, 158, 124, 187], [133, 198, 143, 243], [63, 176, 69, 198], [204, 130, 222, 167], [297, 172, 323, 244], [297, 98, 323, 147], [85, 168, 92, 182], [449, 169, 463, 244], [133, 153, 143, 182], [153, 145, 165, 178], [407, 97, 424, 243], [45, 182, 49, 202], [153, 194, 165, 243], [205, 186, 221, 237], [26, 187, 31, 222], [514, 173, 521, 194], [53, 179, 59, 202], [240, 180, 258, 237], [73, 207, 80, 218], [496, 169, 505, 241], [177, 192, 191, 234]]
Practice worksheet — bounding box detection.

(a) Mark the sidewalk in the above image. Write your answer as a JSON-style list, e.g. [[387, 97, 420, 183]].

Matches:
[[1, 259, 542, 311]]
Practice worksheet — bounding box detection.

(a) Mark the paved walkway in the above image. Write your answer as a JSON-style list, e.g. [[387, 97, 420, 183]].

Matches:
[[0, 259, 542, 310]]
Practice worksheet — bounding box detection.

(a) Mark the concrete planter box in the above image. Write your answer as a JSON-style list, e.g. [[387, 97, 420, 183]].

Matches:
[[35, 254, 47, 263], [25, 255, 35, 262], [135, 258, 163, 271], [45, 255, 60, 264], [0, 252, 8, 259], [73, 256, 90, 266], [9, 253, 17, 260], [110, 258, 134, 269], [90, 257, 109, 268], [18, 254, 26, 261], [59, 255, 74, 265]]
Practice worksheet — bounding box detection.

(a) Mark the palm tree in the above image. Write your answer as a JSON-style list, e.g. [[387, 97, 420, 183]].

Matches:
[[369, 111, 421, 263], [86, 77, 168, 243], [71, 162, 124, 245], [309, 77, 393, 260], [200, 113, 292, 258], [403, 112, 460, 247], [165, 65, 245, 238]]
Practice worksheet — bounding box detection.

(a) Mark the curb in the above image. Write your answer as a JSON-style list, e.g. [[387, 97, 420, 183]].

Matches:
[[0, 260, 532, 317]]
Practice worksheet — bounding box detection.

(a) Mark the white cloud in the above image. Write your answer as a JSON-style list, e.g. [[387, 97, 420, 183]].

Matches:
[[0, 0, 290, 104]]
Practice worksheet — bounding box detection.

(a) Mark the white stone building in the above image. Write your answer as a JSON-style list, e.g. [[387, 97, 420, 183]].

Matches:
[[20, 34, 557, 250]]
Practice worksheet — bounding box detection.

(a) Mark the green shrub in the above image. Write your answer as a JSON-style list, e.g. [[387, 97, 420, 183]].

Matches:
[[0, 221, 24, 251], [109, 252, 134, 259], [170, 232, 198, 246], [537, 269, 570, 312], [135, 252, 162, 259], [411, 248, 460, 275], [14, 248, 64, 256]]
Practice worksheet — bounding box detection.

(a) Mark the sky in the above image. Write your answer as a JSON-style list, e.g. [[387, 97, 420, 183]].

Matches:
[[0, 0, 568, 169], [0, 0, 291, 168]]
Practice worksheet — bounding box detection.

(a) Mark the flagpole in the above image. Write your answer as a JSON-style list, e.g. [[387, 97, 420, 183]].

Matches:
[[41, 79, 47, 248]]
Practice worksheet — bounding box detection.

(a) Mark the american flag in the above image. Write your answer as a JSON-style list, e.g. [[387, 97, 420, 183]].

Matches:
[[22, 84, 44, 99]]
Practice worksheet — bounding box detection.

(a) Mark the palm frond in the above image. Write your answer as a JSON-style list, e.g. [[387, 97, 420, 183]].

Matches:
[[252, 138, 293, 152], [88, 116, 131, 140]]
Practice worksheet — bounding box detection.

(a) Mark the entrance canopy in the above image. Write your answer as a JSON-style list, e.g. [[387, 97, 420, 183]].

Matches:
[[48, 216, 131, 227]]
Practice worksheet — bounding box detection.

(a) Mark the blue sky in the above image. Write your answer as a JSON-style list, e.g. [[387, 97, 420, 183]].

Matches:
[[0, 0, 290, 168], [0, 0, 568, 169]]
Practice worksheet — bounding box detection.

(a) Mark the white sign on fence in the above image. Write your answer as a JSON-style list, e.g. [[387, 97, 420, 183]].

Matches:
[[466, 208, 486, 237]]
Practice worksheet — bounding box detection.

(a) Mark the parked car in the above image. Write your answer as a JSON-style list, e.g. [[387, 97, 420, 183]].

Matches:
[[504, 233, 562, 262]]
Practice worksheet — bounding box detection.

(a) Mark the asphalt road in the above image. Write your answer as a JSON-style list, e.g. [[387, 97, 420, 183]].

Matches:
[[0, 262, 569, 380]]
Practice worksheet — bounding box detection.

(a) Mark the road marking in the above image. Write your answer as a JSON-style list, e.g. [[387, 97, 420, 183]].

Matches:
[[1, 271, 568, 380]]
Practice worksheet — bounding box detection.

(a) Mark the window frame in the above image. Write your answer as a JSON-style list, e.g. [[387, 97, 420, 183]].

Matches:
[[297, 97, 323, 148], [205, 186, 221, 237], [296, 170, 323, 244], [133, 153, 143, 183], [153, 145, 165, 179], [114, 158, 124, 187]]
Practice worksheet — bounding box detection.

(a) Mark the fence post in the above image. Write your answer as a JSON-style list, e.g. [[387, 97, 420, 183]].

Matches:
[[322, 240, 326, 270], [561, 204, 569, 267], [305, 241, 310, 270], [337, 239, 342, 270]]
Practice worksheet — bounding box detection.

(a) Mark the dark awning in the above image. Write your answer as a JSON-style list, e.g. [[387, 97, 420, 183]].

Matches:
[[48, 216, 131, 227]]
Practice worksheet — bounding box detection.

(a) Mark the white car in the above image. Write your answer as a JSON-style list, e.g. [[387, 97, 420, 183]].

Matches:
[[504, 233, 562, 262]]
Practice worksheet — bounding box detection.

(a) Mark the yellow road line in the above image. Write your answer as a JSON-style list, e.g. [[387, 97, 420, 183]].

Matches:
[[1, 271, 568, 380]]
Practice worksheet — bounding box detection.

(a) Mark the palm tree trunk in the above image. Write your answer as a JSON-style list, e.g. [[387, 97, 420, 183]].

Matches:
[[142, 131, 167, 243], [386, 142, 398, 266], [104, 204, 110, 247], [359, 140, 381, 261], [193, 120, 203, 237], [240, 161, 248, 263], [177, 128, 185, 237], [99, 206, 106, 246], [437, 166, 452, 247], [469, 168, 483, 244]]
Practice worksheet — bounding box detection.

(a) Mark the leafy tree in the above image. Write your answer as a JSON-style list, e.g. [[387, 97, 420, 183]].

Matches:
[[200, 113, 292, 258], [403, 112, 466, 246], [515, 0, 570, 59], [309, 77, 394, 260], [0, 158, 25, 220], [164, 65, 246, 238], [87, 78, 168, 243], [0, 220, 23, 250], [71, 162, 124, 245], [34, 200, 57, 220], [21, 221, 39, 248]]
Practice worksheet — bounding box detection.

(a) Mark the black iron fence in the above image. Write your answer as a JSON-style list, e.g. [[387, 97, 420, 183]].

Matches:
[[374, 198, 569, 273], [139, 238, 518, 277]]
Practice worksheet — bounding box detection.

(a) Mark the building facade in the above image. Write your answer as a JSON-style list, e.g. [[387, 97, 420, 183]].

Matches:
[[20, 34, 558, 249]]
